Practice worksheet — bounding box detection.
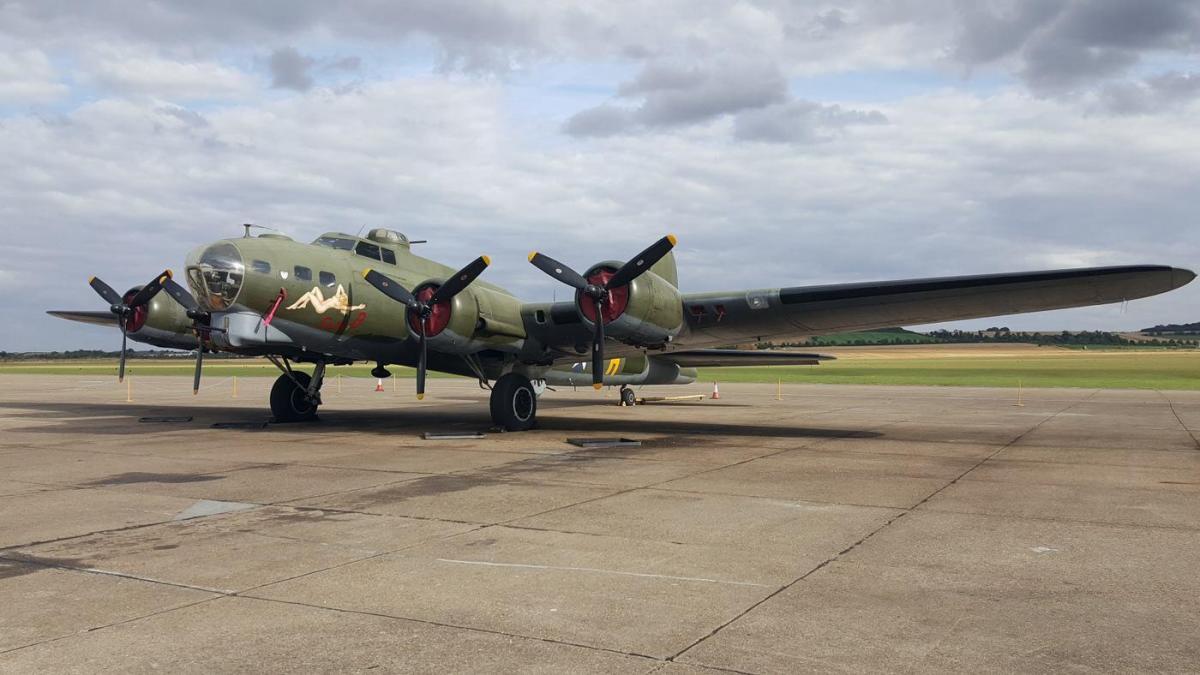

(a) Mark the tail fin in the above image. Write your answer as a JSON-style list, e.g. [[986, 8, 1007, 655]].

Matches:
[[650, 250, 679, 288]]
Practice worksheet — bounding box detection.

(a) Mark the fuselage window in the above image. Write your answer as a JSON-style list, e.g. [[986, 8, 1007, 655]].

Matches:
[[319, 271, 336, 287], [294, 266, 312, 281], [355, 241, 382, 261], [381, 248, 396, 265], [251, 260, 271, 274]]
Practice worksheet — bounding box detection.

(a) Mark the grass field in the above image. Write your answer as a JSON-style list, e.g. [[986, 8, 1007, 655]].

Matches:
[[2, 344, 1197, 390]]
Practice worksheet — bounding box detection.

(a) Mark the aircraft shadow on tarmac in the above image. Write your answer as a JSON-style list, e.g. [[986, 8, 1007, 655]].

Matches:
[[0, 400, 881, 441]]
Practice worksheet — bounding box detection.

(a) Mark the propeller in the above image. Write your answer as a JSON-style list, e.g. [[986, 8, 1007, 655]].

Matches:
[[88, 270, 172, 382], [362, 255, 491, 399], [160, 277, 211, 394], [528, 235, 677, 389]]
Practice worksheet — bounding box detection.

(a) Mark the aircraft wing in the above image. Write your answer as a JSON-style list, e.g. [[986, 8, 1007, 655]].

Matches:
[[46, 310, 120, 327], [678, 265, 1195, 347], [655, 349, 833, 367]]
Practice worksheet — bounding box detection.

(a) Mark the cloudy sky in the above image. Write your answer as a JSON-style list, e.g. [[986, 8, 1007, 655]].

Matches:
[[2, 1, 1198, 351]]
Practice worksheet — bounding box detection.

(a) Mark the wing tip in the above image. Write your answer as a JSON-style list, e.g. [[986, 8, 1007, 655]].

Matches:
[[1173, 267, 1196, 289]]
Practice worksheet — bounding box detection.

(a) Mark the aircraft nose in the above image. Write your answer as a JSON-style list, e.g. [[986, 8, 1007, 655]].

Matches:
[[185, 241, 246, 311]]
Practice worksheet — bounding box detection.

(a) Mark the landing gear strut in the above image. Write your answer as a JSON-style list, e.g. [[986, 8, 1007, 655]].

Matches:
[[490, 373, 537, 431], [268, 358, 325, 423]]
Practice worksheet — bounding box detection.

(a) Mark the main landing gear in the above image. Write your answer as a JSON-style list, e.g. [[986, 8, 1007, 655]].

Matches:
[[268, 358, 325, 423], [619, 386, 637, 407], [490, 373, 537, 431]]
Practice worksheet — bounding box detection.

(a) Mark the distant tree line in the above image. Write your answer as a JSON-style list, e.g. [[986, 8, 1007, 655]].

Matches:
[[0, 349, 250, 361], [756, 327, 1199, 349], [1142, 322, 1200, 335]]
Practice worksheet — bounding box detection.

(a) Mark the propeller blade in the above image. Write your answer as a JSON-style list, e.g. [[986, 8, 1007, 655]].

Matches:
[[430, 256, 490, 305], [416, 321, 427, 400], [592, 297, 605, 390], [605, 235, 677, 290], [528, 252, 589, 291], [162, 277, 202, 314], [118, 321, 128, 383], [126, 270, 173, 307], [192, 338, 203, 395], [362, 269, 418, 309], [89, 276, 124, 308]]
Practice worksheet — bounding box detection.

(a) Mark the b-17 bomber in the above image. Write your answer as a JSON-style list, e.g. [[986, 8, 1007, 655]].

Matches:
[[50, 225, 1196, 430]]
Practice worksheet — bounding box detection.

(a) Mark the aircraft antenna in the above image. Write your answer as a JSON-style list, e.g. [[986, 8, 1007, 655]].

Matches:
[[242, 223, 280, 238]]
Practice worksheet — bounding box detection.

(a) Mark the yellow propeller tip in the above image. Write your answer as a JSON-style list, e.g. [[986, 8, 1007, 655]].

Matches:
[[481, 255, 491, 266], [361, 268, 372, 279], [164, 269, 174, 279], [416, 393, 425, 401], [666, 234, 678, 246], [593, 383, 603, 390], [88, 275, 96, 283], [527, 251, 538, 262]]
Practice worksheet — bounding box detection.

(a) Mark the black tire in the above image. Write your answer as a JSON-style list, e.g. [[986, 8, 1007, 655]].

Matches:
[[620, 386, 637, 407], [490, 373, 537, 431], [270, 372, 318, 423]]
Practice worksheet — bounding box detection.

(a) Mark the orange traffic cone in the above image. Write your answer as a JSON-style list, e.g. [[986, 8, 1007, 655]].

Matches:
[[710, 382, 720, 399], [375, 378, 385, 392]]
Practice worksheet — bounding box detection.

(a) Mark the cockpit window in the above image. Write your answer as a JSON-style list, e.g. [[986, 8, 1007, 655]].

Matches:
[[355, 241, 382, 261], [313, 236, 355, 251], [381, 248, 396, 265]]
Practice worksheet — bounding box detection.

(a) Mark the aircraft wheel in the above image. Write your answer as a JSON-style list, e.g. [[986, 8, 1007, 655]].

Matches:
[[490, 373, 537, 431], [270, 372, 319, 423], [619, 386, 637, 407]]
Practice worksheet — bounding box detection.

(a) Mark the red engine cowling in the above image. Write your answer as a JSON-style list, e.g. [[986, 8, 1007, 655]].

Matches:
[[119, 285, 197, 350], [575, 264, 684, 347]]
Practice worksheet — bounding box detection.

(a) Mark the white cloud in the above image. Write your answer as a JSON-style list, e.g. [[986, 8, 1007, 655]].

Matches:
[[0, 49, 67, 103], [82, 46, 255, 99]]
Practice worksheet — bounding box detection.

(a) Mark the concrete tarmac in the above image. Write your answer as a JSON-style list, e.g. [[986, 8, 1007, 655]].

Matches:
[[1, 373, 1198, 673]]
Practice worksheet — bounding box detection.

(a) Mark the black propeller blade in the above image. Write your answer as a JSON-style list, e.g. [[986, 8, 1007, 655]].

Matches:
[[161, 278, 211, 395], [527, 252, 589, 291], [88, 270, 173, 383], [89, 276, 124, 308], [528, 235, 677, 389], [361, 255, 491, 400]]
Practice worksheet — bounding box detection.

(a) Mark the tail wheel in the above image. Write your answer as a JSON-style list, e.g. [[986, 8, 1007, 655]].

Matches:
[[270, 372, 318, 423], [490, 373, 537, 431]]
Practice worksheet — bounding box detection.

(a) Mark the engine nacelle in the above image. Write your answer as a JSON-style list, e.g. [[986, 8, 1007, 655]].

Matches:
[[409, 281, 526, 354], [122, 286, 199, 351], [578, 263, 684, 347]]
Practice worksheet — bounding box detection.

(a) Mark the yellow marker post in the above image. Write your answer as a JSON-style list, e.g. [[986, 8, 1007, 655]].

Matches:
[[126, 376, 132, 403], [776, 378, 782, 400], [1014, 379, 1024, 407], [337, 373, 342, 394], [232, 376, 238, 399]]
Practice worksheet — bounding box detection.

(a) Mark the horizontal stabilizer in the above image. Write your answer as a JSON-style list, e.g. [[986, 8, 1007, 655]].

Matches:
[[47, 310, 119, 327], [656, 349, 834, 367]]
